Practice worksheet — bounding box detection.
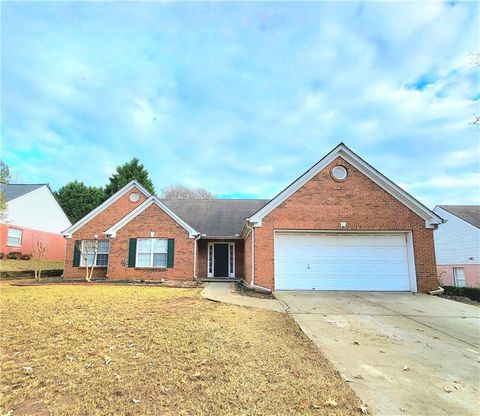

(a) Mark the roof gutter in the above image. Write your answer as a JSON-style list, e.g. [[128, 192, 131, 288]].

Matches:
[[245, 220, 271, 293]]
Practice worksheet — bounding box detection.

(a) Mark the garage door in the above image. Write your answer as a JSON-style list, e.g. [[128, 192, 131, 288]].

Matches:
[[275, 232, 412, 291]]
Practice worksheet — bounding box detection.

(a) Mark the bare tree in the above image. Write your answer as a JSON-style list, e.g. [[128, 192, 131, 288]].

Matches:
[[32, 239, 47, 281], [76, 239, 99, 282], [161, 185, 215, 199]]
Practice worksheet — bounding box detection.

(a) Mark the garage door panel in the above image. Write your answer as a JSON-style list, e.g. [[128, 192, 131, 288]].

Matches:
[[275, 232, 411, 291]]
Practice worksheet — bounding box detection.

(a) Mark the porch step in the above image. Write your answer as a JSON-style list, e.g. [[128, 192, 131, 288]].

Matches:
[[198, 278, 241, 283]]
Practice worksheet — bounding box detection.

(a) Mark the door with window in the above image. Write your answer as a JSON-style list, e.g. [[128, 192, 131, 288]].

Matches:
[[453, 267, 465, 287], [207, 242, 235, 278]]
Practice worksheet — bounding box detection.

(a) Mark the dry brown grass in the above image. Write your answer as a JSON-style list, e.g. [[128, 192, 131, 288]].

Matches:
[[0, 283, 362, 415], [0, 260, 63, 272]]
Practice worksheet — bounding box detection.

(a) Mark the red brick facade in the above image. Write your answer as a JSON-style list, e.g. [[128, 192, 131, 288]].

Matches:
[[249, 157, 438, 293], [1, 223, 66, 261], [64, 156, 438, 292], [64, 188, 148, 279]]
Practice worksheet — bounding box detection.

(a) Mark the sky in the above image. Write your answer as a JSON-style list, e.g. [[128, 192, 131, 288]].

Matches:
[[2, 1, 479, 207]]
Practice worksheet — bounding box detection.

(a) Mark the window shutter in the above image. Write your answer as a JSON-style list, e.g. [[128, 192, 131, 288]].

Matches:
[[128, 238, 137, 268], [167, 239, 174, 268], [73, 240, 81, 267]]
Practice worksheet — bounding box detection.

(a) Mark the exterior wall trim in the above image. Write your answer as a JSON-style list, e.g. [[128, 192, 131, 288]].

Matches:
[[272, 229, 418, 292], [62, 180, 151, 237], [249, 143, 444, 228], [105, 196, 198, 238]]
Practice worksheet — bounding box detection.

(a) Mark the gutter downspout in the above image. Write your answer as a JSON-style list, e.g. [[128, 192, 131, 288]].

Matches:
[[245, 221, 271, 293], [193, 234, 202, 281]]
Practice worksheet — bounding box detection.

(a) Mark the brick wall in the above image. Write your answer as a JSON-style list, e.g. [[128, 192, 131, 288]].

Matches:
[[252, 157, 438, 293], [64, 188, 148, 279], [437, 264, 480, 288], [1, 223, 66, 260], [108, 204, 194, 280]]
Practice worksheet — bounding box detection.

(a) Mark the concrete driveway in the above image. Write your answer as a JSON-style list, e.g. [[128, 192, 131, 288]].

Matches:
[[274, 291, 480, 416]]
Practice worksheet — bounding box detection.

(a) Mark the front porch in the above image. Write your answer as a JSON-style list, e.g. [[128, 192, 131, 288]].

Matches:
[[196, 239, 244, 280]]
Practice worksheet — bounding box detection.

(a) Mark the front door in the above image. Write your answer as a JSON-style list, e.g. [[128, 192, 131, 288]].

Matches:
[[214, 243, 229, 277]]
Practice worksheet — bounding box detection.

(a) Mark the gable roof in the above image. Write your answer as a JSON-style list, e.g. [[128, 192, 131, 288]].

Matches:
[[105, 196, 199, 238], [0, 183, 45, 201], [62, 180, 152, 237], [162, 199, 269, 237], [248, 143, 444, 228], [436, 205, 480, 229]]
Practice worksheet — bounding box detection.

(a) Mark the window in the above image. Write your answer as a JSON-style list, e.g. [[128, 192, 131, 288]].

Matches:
[[331, 165, 348, 181], [136, 238, 168, 268], [208, 244, 213, 275], [7, 228, 22, 246], [229, 243, 235, 276], [80, 240, 110, 267], [453, 267, 465, 287]]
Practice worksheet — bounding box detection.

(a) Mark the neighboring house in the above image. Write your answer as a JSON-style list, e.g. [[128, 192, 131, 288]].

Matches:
[[62, 143, 444, 292], [433, 205, 480, 288], [1, 184, 71, 260]]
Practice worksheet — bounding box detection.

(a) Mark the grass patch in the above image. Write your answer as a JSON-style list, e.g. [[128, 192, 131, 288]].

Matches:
[[0, 284, 362, 415], [0, 259, 63, 272]]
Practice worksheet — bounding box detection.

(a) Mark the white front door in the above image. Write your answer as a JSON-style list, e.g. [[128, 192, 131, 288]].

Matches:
[[274, 232, 413, 291]]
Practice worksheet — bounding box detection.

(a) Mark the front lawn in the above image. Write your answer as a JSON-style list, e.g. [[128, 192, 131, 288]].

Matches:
[[0, 259, 63, 272], [0, 284, 362, 415]]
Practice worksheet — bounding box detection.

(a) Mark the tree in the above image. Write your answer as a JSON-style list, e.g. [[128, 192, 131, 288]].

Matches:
[[0, 192, 7, 222], [104, 158, 155, 197], [0, 160, 11, 184], [161, 185, 215, 199], [54, 181, 106, 223], [32, 237, 47, 281], [76, 239, 98, 282]]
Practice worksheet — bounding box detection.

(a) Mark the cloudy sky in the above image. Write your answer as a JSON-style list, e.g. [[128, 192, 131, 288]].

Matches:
[[2, 1, 479, 206]]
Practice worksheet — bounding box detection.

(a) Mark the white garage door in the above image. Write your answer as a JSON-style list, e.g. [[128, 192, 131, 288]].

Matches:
[[275, 232, 412, 291]]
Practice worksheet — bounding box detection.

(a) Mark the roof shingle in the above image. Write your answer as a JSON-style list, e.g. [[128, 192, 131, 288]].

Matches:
[[438, 205, 480, 229], [161, 199, 269, 237], [0, 183, 45, 202]]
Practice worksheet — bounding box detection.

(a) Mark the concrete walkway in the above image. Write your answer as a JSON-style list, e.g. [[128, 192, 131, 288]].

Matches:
[[275, 291, 480, 416], [201, 282, 285, 313]]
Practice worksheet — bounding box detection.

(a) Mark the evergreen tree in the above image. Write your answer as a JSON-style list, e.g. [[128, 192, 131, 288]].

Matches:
[[54, 181, 106, 223], [104, 158, 155, 197]]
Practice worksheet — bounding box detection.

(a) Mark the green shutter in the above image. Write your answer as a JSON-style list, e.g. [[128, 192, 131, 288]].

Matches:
[[128, 238, 137, 268], [167, 239, 174, 268], [73, 240, 81, 267]]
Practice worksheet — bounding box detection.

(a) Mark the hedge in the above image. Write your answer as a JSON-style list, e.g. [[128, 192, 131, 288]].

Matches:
[[442, 286, 480, 302]]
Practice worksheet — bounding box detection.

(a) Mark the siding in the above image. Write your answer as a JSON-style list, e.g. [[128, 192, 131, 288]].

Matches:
[[433, 207, 480, 265]]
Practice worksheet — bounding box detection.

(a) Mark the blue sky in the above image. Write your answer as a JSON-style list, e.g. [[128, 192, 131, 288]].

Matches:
[[2, 1, 479, 206]]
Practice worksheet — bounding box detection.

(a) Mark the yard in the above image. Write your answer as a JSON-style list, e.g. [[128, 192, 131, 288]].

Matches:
[[0, 284, 362, 415], [0, 259, 63, 272]]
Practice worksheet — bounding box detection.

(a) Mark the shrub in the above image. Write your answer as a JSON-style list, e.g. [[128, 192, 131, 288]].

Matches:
[[6, 251, 22, 260], [442, 286, 480, 302], [20, 253, 32, 260], [0, 253, 4, 259]]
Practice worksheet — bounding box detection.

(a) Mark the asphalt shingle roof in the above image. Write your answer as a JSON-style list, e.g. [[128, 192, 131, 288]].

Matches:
[[0, 183, 45, 202], [438, 205, 480, 229], [161, 199, 269, 237]]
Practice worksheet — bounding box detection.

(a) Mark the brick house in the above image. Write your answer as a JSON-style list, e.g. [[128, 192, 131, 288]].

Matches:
[[62, 144, 444, 292], [1, 184, 71, 260], [433, 205, 479, 288]]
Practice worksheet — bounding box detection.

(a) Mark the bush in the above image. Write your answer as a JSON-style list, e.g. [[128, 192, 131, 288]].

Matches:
[[0, 253, 4, 259], [442, 286, 480, 302], [6, 251, 22, 260], [20, 253, 32, 260]]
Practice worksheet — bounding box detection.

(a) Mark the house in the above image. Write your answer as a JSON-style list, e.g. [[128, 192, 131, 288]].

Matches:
[[433, 205, 480, 288], [62, 143, 444, 292], [1, 184, 71, 260]]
